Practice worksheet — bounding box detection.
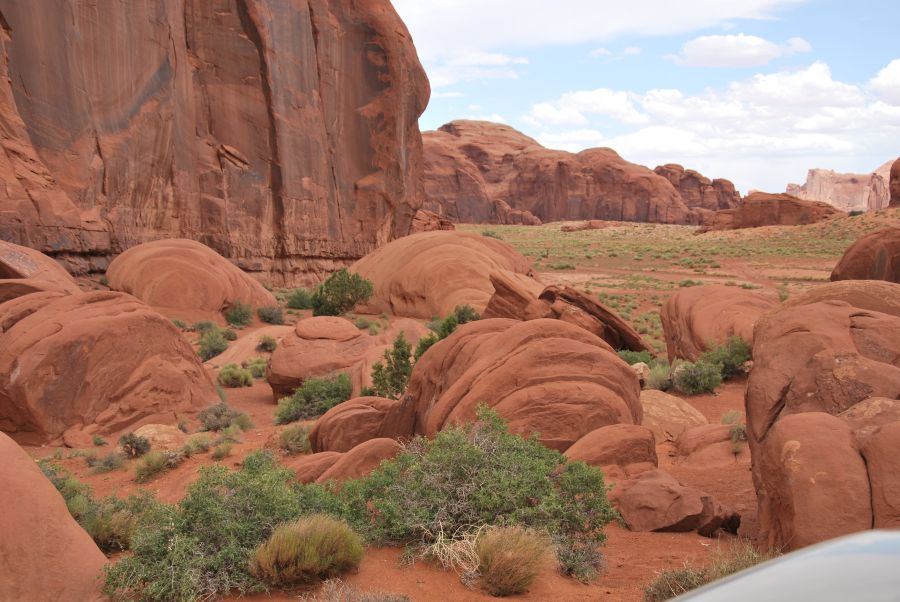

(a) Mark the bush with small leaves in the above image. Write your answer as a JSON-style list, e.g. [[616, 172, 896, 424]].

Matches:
[[218, 364, 254, 388], [476, 527, 551, 596], [225, 302, 253, 327], [172, 319, 189, 330], [212, 443, 233, 461], [257, 335, 277, 352], [191, 320, 218, 333], [89, 452, 125, 474], [119, 432, 151, 458], [250, 515, 364, 585], [199, 330, 229, 361], [672, 361, 722, 395], [245, 357, 268, 378], [287, 288, 313, 310], [274, 373, 352, 424], [92, 434, 108, 447], [370, 332, 412, 399], [645, 363, 673, 392], [415, 305, 481, 361], [258, 306, 284, 325], [700, 336, 751, 380], [222, 328, 238, 341], [198, 402, 253, 432], [134, 450, 184, 483], [182, 434, 212, 457], [617, 350, 654, 365], [311, 269, 374, 316], [279, 425, 311, 455]]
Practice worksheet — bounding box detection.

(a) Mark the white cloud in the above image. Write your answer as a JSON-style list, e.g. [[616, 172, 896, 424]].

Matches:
[[870, 58, 900, 104], [623, 46, 642, 55], [420, 51, 529, 88], [668, 33, 811, 67], [589, 48, 612, 58], [525, 89, 649, 127]]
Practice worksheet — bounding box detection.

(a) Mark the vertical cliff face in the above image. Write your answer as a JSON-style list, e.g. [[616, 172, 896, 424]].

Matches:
[[0, 0, 429, 285], [653, 164, 741, 212], [785, 161, 894, 213]]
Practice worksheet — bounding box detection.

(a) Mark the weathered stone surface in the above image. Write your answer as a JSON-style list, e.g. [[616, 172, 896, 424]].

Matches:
[[0, 0, 429, 285], [351, 230, 540, 319], [565, 424, 657, 479], [830, 227, 900, 284], [421, 121, 733, 226], [661, 284, 775, 362], [782, 280, 900, 318], [0, 432, 106, 601], [676, 424, 749, 468], [286, 451, 343, 484], [560, 220, 610, 232], [889, 158, 900, 208], [640, 389, 708, 443], [315, 437, 402, 483], [786, 161, 894, 212], [838, 397, 900, 444], [861, 421, 900, 528], [406, 318, 642, 451], [410, 209, 456, 233], [698, 192, 844, 233], [309, 396, 415, 453], [654, 164, 741, 212], [132, 424, 188, 452], [0, 291, 217, 444], [0, 240, 79, 292]]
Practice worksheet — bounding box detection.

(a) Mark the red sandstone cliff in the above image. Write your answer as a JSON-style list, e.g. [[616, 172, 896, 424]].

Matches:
[[0, 0, 429, 285]]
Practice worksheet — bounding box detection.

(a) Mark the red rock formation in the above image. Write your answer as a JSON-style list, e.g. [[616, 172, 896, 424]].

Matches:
[[560, 220, 610, 232], [654, 164, 740, 212], [660, 285, 775, 362], [0, 0, 429, 285], [0, 240, 79, 292], [891, 158, 900, 208], [315, 438, 402, 483], [0, 291, 217, 444], [831, 227, 900, 284], [410, 209, 455, 233], [0, 433, 107, 601], [786, 161, 893, 212], [106, 239, 277, 318], [698, 192, 844, 233], [783, 280, 900, 318], [639, 389, 708, 443], [309, 396, 415, 453], [564, 424, 658, 480], [422, 121, 734, 226]]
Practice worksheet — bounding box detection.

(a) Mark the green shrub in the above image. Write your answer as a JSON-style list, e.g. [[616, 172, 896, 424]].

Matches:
[[275, 374, 352, 424], [700, 336, 751, 380], [354, 317, 372, 329], [370, 332, 412, 399], [99, 275, 109, 286], [218, 364, 254, 388], [554, 532, 606, 583], [199, 330, 228, 361], [212, 443, 233, 461], [279, 425, 311, 455], [481, 230, 501, 239], [93, 434, 108, 447], [198, 402, 252, 432], [134, 451, 183, 483], [119, 433, 151, 458], [258, 306, 284, 325], [256, 335, 277, 353], [617, 350, 654, 365], [477, 527, 550, 596], [453, 304, 481, 324], [672, 361, 722, 395], [104, 452, 302, 601], [848, 209, 864, 217], [182, 434, 212, 457], [415, 305, 480, 360], [287, 288, 313, 310], [225, 302, 253, 327], [90, 452, 125, 474], [191, 320, 218, 334], [221, 328, 238, 341], [645, 363, 673, 391], [245, 357, 268, 378], [311, 270, 374, 316], [250, 515, 363, 585], [172, 319, 189, 330], [414, 333, 439, 360]]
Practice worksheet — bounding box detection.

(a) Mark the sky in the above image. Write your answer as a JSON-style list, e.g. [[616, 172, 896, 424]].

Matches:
[[392, 0, 900, 194]]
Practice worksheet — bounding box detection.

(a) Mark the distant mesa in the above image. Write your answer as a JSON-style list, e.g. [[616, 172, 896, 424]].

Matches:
[[421, 120, 739, 226], [697, 192, 844, 233], [786, 160, 894, 212]]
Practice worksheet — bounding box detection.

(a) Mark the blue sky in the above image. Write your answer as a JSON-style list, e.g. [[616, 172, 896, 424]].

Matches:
[[393, 0, 900, 193]]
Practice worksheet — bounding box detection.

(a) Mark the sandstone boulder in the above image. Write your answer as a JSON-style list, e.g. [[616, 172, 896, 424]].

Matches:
[[861, 421, 900, 528], [639, 390, 709, 443], [0, 240, 79, 294], [565, 424, 657, 479], [0, 432, 106, 601], [0, 291, 217, 444], [406, 318, 641, 452], [0, 0, 428, 285], [838, 397, 900, 444], [698, 192, 844, 233], [782, 279, 900, 318], [830, 227, 900, 284], [351, 230, 540, 319], [309, 396, 415, 453], [315, 438, 402, 483], [107, 239, 276, 317], [661, 285, 774, 362], [610, 469, 740, 537], [286, 451, 344, 484], [132, 424, 188, 452], [676, 424, 748, 467]]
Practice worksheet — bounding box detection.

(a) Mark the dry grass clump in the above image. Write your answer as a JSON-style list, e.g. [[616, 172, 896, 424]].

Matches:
[[476, 526, 552, 596], [302, 579, 410, 602], [250, 515, 364, 586]]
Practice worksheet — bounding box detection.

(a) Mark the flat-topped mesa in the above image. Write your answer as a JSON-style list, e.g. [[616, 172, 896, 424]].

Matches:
[[0, 0, 429, 286], [421, 120, 739, 225], [785, 161, 894, 212]]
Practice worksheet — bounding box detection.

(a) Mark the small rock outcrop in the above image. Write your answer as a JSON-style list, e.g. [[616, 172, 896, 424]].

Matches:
[[640, 390, 709, 443], [290, 438, 402, 484], [698, 192, 844, 233], [891, 158, 900, 208], [309, 396, 415, 453], [654, 164, 741, 212], [565, 424, 658, 480], [830, 227, 900, 284]]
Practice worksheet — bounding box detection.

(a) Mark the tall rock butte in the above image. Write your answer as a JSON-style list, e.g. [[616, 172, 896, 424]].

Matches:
[[421, 120, 739, 225], [0, 0, 429, 285], [786, 160, 893, 212]]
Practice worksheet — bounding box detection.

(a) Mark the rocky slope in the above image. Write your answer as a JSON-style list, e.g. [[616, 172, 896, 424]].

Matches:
[[421, 120, 739, 225], [786, 160, 893, 212], [0, 0, 429, 285]]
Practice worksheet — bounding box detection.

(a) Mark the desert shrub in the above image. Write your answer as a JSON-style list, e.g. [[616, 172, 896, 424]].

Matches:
[[222, 328, 238, 341], [331, 407, 616, 580], [225, 302, 253, 327], [93, 434, 108, 447], [700, 336, 751, 380], [481, 230, 501, 239], [672, 361, 722, 395], [370, 332, 412, 399], [199, 330, 228, 361], [848, 209, 865, 217], [258, 306, 284, 325], [256, 335, 278, 353], [643, 543, 775, 602], [198, 402, 252, 432], [89, 452, 126, 474], [250, 515, 363, 585], [104, 452, 303, 601], [553, 532, 606, 582], [99, 275, 109, 286], [645, 363, 673, 392], [212, 443, 233, 461], [134, 451, 184, 483], [279, 425, 311, 455], [367, 323, 380, 336], [311, 270, 374, 316], [119, 432, 151, 458], [310, 580, 410, 602], [354, 317, 372, 329], [287, 288, 314, 310], [414, 333, 439, 360], [476, 526, 551, 596], [415, 305, 480, 360], [275, 374, 352, 424], [245, 357, 268, 378], [453, 304, 481, 324], [218, 364, 254, 388], [617, 350, 654, 365], [182, 434, 212, 456], [192, 320, 218, 333], [172, 319, 188, 330]]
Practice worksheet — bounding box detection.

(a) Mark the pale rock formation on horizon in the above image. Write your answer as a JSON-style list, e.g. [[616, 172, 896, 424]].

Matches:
[[786, 161, 893, 212]]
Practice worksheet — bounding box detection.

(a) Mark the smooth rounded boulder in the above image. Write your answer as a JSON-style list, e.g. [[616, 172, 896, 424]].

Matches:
[[830, 227, 900, 284], [861, 421, 900, 528], [315, 438, 402, 483], [106, 239, 276, 317], [639, 389, 709, 442], [309, 396, 415, 453], [0, 291, 217, 444], [0, 240, 79, 293], [351, 230, 539, 319], [0, 433, 106, 601], [406, 318, 642, 451], [661, 284, 774, 361], [565, 424, 657, 479], [781, 279, 900, 318]]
